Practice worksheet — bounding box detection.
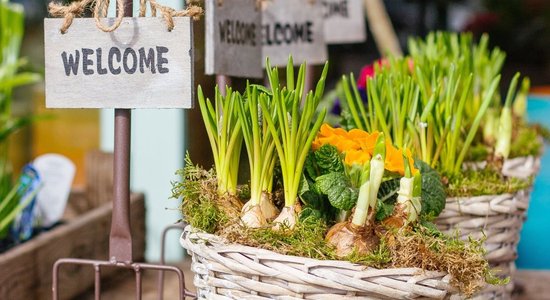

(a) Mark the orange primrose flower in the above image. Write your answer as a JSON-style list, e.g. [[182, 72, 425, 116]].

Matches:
[[344, 149, 371, 166], [312, 123, 419, 175], [384, 141, 418, 176]]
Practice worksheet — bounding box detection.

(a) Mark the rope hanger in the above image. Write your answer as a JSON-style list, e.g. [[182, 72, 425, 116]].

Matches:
[[48, 0, 204, 33]]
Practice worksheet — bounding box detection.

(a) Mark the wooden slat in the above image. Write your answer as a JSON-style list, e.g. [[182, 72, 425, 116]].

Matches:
[[85, 150, 114, 209], [0, 192, 145, 300]]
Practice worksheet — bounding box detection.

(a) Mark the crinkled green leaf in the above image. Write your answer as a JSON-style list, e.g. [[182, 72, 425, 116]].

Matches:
[[314, 144, 344, 174], [299, 174, 322, 208], [304, 152, 319, 180], [414, 159, 446, 218], [315, 172, 357, 211]]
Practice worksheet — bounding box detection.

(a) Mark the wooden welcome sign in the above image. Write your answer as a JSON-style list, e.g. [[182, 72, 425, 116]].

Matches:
[[44, 17, 194, 108], [205, 0, 262, 78], [322, 0, 367, 44], [261, 0, 328, 67]]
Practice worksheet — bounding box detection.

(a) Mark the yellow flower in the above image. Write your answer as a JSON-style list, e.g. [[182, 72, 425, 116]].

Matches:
[[384, 141, 419, 176], [344, 149, 371, 166], [313, 123, 419, 175]]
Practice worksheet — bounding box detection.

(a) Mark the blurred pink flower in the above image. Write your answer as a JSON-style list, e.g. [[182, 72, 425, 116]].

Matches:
[[356, 59, 387, 89]]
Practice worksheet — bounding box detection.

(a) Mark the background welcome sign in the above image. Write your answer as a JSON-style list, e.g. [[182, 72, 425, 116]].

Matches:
[[261, 0, 328, 67], [322, 0, 367, 44], [44, 17, 193, 108], [205, 0, 262, 78]]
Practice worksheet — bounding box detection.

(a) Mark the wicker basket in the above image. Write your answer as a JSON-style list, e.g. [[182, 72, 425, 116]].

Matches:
[[435, 189, 529, 263], [180, 225, 462, 300], [435, 189, 530, 299], [502, 155, 541, 179], [463, 155, 541, 179]]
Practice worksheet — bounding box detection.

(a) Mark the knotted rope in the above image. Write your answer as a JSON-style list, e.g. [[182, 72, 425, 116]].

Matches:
[[48, 0, 203, 33]]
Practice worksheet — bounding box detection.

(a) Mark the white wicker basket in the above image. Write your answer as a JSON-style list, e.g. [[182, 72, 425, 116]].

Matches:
[[180, 225, 462, 300], [435, 189, 530, 299], [435, 189, 529, 263], [502, 155, 541, 179], [463, 155, 541, 179]]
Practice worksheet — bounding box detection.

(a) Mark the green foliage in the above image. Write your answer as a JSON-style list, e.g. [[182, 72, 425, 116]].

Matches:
[[298, 174, 335, 222], [197, 86, 243, 196], [466, 143, 490, 162], [301, 145, 349, 222], [313, 144, 344, 174], [374, 178, 399, 221], [304, 144, 344, 181], [315, 172, 358, 211], [260, 57, 328, 207], [415, 160, 446, 218], [0, 0, 41, 239], [375, 200, 395, 221]]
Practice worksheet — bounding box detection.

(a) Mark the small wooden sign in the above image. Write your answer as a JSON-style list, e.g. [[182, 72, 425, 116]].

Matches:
[[322, 0, 367, 44], [261, 0, 328, 67], [205, 0, 262, 78], [44, 17, 194, 109]]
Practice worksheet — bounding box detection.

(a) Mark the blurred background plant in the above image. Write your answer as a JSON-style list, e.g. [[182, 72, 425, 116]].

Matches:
[[0, 0, 41, 241]]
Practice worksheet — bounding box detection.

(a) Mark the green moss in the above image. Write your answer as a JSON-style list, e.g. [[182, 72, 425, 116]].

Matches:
[[346, 239, 392, 268], [466, 143, 490, 162], [445, 169, 532, 197], [510, 125, 543, 158], [172, 154, 230, 233], [222, 218, 335, 260]]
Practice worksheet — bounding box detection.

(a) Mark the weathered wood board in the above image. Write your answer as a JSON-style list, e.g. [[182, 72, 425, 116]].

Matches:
[[261, 0, 328, 67], [205, 0, 263, 78], [44, 17, 194, 108], [322, 0, 367, 44], [0, 192, 145, 300]]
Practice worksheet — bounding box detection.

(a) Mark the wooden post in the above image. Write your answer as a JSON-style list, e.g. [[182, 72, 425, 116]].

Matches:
[[364, 0, 402, 57]]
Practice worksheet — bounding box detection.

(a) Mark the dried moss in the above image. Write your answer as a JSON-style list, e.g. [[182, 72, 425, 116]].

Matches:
[[445, 168, 532, 197], [172, 155, 240, 233], [384, 228, 491, 297]]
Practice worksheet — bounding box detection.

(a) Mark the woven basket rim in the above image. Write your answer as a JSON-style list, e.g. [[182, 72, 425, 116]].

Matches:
[[180, 225, 468, 299], [180, 225, 452, 276]]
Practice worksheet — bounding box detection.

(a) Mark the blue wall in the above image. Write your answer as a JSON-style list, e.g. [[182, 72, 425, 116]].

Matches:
[[517, 96, 550, 270]]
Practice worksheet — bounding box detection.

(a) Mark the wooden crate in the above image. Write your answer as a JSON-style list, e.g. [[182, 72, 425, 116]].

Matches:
[[0, 191, 145, 300]]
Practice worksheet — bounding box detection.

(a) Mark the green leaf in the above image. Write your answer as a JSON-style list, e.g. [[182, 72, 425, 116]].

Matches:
[[378, 178, 400, 203], [303, 152, 318, 180], [315, 172, 358, 211], [299, 207, 323, 223], [0, 72, 40, 90], [314, 144, 344, 174], [298, 174, 322, 208], [375, 201, 395, 221], [414, 159, 446, 218]]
